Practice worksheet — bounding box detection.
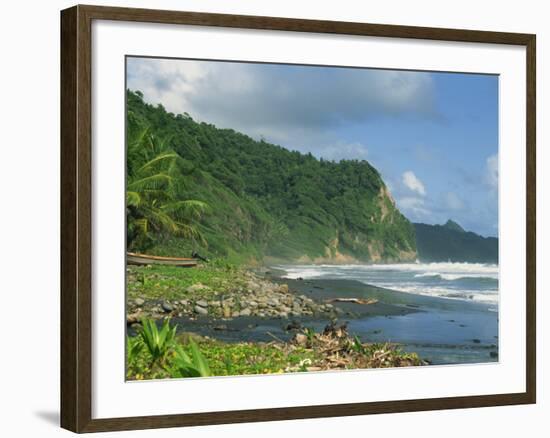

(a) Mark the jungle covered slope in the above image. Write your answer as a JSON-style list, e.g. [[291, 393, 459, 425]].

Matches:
[[414, 220, 498, 263], [127, 90, 417, 263]]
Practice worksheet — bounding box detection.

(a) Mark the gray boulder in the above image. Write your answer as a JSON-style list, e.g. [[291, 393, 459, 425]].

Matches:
[[194, 305, 208, 316]]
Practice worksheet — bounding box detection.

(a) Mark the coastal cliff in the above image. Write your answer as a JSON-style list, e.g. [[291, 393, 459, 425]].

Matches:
[[127, 90, 417, 263]]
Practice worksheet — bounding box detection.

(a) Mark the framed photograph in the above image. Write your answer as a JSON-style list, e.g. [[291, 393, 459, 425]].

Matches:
[[60, 4, 536, 433]]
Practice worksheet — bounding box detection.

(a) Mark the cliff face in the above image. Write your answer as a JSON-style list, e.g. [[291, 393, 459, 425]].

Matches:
[[128, 90, 417, 263]]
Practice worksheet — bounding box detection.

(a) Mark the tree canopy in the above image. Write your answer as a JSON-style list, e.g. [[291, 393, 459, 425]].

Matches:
[[126, 90, 417, 263]]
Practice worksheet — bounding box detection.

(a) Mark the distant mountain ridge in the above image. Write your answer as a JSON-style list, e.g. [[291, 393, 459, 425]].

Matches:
[[414, 220, 498, 263]]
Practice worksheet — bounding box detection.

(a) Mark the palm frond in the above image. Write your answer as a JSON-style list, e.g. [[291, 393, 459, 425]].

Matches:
[[162, 200, 209, 221], [136, 152, 179, 175], [127, 173, 173, 192], [126, 191, 141, 207]]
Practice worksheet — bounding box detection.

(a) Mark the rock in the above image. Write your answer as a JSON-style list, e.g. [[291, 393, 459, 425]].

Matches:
[[179, 299, 189, 306], [248, 301, 258, 308], [161, 302, 174, 312], [240, 308, 252, 316], [194, 305, 208, 316], [247, 281, 261, 291], [222, 306, 232, 318], [267, 297, 280, 307], [196, 299, 208, 308], [208, 300, 221, 307], [293, 333, 308, 346], [134, 298, 145, 306], [126, 311, 142, 324], [278, 284, 289, 293], [262, 283, 276, 293]]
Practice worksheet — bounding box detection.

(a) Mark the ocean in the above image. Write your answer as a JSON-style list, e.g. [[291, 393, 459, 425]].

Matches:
[[276, 262, 499, 365], [165, 262, 500, 366], [278, 262, 499, 311]]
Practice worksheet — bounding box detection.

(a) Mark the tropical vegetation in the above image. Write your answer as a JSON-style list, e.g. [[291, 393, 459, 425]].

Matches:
[[414, 220, 498, 263], [126, 89, 417, 263]]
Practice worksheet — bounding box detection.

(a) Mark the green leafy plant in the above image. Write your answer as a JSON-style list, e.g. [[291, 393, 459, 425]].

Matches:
[[351, 335, 367, 355], [304, 327, 316, 347], [126, 335, 144, 364], [126, 113, 208, 251], [139, 318, 177, 365], [173, 339, 211, 377]]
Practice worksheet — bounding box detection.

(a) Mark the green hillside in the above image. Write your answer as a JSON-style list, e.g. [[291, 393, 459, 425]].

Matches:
[[126, 90, 417, 264], [414, 220, 498, 263]]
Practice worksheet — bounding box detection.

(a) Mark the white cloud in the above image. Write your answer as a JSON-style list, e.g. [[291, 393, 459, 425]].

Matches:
[[126, 57, 438, 155], [396, 196, 431, 219], [402, 171, 426, 196], [486, 154, 498, 190], [445, 192, 464, 210]]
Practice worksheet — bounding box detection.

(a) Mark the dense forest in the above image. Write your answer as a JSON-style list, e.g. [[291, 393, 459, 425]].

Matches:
[[126, 90, 417, 263], [414, 220, 498, 263]]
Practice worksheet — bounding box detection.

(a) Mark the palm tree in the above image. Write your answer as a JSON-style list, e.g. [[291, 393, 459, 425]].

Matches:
[[126, 116, 208, 250]]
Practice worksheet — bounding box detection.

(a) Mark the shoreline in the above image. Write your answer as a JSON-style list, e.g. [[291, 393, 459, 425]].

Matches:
[[126, 265, 422, 327], [126, 263, 498, 366]]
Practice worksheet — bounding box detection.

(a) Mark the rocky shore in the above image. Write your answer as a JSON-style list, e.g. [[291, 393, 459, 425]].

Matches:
[[127, 269, 339, 326]]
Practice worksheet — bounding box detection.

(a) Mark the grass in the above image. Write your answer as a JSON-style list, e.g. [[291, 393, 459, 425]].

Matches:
[[127, 262, 248, 301], [126, 319, 424, 380], [127, 329, 316, 380]]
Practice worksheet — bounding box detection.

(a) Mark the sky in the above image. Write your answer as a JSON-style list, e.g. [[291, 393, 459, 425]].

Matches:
[[127, 57, 499, 237]]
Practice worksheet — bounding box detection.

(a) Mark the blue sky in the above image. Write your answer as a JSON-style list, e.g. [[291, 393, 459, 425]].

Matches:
[[127, 57, 499, 237]]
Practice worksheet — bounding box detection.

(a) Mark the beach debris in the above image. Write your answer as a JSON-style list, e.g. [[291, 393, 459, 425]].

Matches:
[[323, 321, 348, 338], [282, 324, 425, 372], [292, 333, 308, 346], [326, 298, 378, 305], [285, 320, 302, 331]]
